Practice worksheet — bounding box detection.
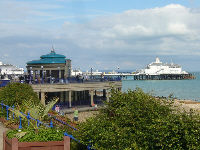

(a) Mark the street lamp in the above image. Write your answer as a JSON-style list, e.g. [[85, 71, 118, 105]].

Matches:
[[91, 68, 93, 79], [117, 66, 120, 73], [117, 66, 120, 81], [41, 66, 43, 84]]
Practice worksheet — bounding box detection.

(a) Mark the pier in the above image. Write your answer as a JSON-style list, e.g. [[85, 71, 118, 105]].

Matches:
[[132, 57, 195, 80], [133, 73, 195, 80]]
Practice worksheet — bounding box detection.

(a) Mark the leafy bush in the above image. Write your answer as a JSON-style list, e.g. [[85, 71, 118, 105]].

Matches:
[[9, 97, 59, 129], [74, 88, 200, 150], [7, 128, 65, 142], [0, 83, 40, 112], [7, 128, 87, 149]]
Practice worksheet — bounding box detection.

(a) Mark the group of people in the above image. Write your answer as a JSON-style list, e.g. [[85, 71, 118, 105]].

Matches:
[[55, 105, 79, 122]]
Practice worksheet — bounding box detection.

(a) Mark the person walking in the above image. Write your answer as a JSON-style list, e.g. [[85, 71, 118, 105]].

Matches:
[[55, 105, 60, 113], [73, 107, 79, 122]]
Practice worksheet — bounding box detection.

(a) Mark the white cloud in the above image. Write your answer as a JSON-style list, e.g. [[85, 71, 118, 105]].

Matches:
[[1, 3, 200, 70], [168, 23, 189, 34], [58, 4, 200, 56]]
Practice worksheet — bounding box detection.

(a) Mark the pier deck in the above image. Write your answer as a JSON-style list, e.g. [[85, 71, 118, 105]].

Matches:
[[133, 74, 195, 80], [31, 81, 122, 92], [31, 81, 122, 107]]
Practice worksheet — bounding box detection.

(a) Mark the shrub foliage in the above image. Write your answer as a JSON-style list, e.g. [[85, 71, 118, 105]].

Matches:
[[75, 88, 200, 150], [7, 128, 65, 142], [0, 83, 40, 111]]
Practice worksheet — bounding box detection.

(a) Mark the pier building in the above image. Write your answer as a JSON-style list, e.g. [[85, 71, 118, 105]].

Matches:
[[26, 50, 71, 83], [134, 57, 194, 80], [27, 50, 122, 107]]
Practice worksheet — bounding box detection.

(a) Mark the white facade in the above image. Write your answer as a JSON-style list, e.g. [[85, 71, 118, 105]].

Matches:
[[0, 61, 24, 75], [136, 57, 188, 75], [71, 69, 83, 76]]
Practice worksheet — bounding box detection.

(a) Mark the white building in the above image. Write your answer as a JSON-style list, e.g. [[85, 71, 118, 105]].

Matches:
[[136, 57, 188, 75], [71, 69, 83, 76], [0, 61, 24, 75]]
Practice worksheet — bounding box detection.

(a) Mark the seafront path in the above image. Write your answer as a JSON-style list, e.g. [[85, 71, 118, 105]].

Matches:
[[0, 122, 8, 150]]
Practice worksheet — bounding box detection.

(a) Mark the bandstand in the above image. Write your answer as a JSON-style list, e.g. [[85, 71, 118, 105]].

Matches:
[[26, 50, 71, 83]]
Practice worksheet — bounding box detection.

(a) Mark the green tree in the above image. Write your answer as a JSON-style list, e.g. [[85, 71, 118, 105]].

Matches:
[[75, 88, 200, 150], [0, 83, 40, 112]]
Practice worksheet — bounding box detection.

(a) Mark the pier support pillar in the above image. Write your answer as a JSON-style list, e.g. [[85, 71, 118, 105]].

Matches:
[[65, 91, 69, 101], [95, 90, 97, 97], [41, 92, 46, 106], [74, 91, 78, 101], [59, 70, 62, 80], [60, 92, 64, 102], [68, 91, 72, 108], [90, 90, 94, 106]]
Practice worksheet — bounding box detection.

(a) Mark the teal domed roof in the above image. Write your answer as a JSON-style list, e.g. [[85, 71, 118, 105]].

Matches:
[[40, 51, 66, 59], [27, 51, 67, 65]]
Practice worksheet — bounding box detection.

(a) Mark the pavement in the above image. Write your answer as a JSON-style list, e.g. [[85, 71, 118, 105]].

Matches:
[[0, 122, 8, 150], [61, 105, 104, 114]]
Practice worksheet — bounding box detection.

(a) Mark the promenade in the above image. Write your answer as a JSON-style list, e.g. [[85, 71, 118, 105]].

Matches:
[[0, 122, 8, 150]]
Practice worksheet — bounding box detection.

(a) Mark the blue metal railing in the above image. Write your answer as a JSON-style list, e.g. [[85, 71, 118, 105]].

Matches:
[[26, 76, 121, 85], [0, 76, 121, 87], [48, 113, 77, 131], [0, 102, 93, 150], [1, 102, 50, 128]]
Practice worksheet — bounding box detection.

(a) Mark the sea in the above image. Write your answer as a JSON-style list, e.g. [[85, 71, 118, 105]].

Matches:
[[122, 72, 200, 101]]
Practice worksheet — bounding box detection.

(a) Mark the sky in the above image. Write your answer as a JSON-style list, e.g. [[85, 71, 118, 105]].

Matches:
[[1, 0, 200, 71]]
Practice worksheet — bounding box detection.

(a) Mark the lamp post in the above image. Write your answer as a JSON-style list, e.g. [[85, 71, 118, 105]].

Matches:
[[117, 66, 120, 73], [41, 66, 43, 84], [117, 66, 120, 81], [29, 67, 32, 84], [91, 67, 93, 79]]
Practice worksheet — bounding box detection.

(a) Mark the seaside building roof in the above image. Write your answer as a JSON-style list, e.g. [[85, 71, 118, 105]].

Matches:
[[26, 49, 72, 79], [27, 50, 67, 65]]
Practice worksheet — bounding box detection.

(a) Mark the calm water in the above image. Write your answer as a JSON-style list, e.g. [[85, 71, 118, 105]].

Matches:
[[122, 72, 200, 101]]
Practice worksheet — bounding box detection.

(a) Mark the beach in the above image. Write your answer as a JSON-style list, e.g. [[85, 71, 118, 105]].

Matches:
[[65, 99, 200, 123], [174, 99, 200, 113]]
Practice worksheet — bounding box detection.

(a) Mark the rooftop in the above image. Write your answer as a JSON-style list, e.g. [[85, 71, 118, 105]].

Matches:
[[27, 50, 68, 65]]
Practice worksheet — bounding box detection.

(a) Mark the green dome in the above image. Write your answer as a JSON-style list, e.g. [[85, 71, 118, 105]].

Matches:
[[40, 51, 66, 59], [27, 51, 67, 65]]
